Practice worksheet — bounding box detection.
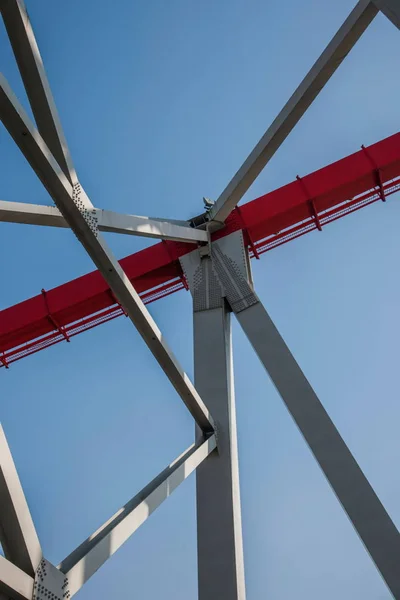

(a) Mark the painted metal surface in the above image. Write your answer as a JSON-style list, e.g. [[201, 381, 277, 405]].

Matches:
[[0, 425, 216, 600], [0, 556, 34, 600], [203, 232, 400, 598], [0, 201, 207, 243], [1, 1, 400, 597], [0, 425, 42, 576], [194, 306, 246, 600], [237, 300, 400, 599], [208, 0, 378, 223], [182, 244, 246, 599], [0, 0, 77, 184], [58, 435, 217, 597], [0, 77, 214, 433], [1, 131, 399, 367]]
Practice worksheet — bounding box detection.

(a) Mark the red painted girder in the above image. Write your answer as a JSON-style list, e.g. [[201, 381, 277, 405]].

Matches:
[[1, 132, 399, 367], [221, 131, 400, 245]]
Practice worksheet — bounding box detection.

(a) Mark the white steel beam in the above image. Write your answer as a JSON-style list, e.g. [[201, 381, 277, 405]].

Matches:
[[0, 0, 77, 183], [0, 200, 207, 243], [180, 247, 246, 599], [98, 209, 207, 243], [201, 232, 400, 598], [0, 75, 214, 433], [208, 0, 378, 224], [58, 435, 217, 597], [236, 300, 400, 598], [374, 0, 400, 28], [0, 425, 42, 577], [194, 303, 246, 600], [0, 556, 33, 600]]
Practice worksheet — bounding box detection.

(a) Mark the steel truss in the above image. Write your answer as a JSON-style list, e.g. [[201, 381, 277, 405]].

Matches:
[[0, 0, 399, 598]]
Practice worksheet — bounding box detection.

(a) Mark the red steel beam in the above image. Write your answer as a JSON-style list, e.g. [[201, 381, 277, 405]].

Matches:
[[1, 132, 400, 367]]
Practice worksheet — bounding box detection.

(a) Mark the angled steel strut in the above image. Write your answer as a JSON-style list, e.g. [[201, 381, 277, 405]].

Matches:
[[0, 425, 216, 600], [181, 232, 400, 599], [208, 0, 379, 224], [1, 0, 400, 598]]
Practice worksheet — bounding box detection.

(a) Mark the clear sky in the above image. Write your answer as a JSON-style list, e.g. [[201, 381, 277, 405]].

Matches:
[[1, 1, 400, 598]]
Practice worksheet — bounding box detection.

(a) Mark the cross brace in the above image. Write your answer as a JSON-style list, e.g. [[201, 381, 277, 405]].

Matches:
[[0, 425, 216, 600], [0, 75, 214, 434], [0, 200, 207, 244], [181, 231, 400, 600], [1, 0, 400, 597]]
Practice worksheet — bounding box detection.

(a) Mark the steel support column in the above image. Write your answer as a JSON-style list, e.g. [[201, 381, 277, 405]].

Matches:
[[204, 232, 400, 599], [190, 259, 246, 600]]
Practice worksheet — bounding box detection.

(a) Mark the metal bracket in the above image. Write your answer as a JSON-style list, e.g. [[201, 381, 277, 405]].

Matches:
[[41, 289, 70, 342], [34, 559, 70, 600], [72, 183, 99, 236], [180, 231, 257, 314], [296, 175, 323, 230], [361, 144, 386, 202]]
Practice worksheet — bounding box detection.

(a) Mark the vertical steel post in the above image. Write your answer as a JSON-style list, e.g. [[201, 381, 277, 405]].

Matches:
[[189, 255, 246, 600]]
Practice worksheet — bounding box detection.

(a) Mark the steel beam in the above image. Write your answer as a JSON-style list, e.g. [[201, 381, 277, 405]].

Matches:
[[194, 303, 246, 600], [0, 556, 33, 600], [0, 425, 42, 577], [195, 231, 400, 598], [58, 435, 216, 597], [208, 0, 378, 224], [0, 200, 207, 243], [236, 301, 400, 599], [0, 0, 77, 183], [98, 209, 207, 242], [374, 0, 400, 28], [0, 75, 214, 433]]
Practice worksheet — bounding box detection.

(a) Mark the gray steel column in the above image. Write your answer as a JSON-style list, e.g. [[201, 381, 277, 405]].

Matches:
[[192, 261, 246, 600]]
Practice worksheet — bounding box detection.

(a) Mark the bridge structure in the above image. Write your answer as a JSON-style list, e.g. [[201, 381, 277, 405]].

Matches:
[[0, 1, 400, 599]]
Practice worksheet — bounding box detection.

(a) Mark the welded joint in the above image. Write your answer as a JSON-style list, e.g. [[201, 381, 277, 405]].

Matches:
[[212, 425, 221, 453], [198, 429, 221, 454]]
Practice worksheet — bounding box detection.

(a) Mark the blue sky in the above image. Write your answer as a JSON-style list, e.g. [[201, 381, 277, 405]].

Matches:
[[1, 0, 400, 598]]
